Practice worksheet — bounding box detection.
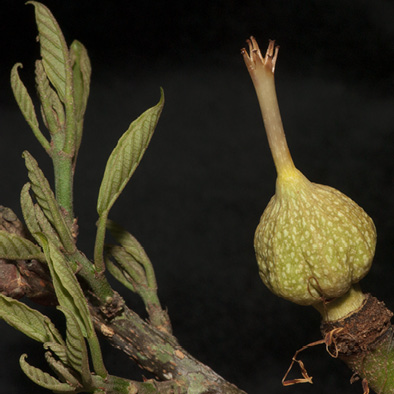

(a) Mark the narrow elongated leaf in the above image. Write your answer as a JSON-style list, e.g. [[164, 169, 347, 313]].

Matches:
[[11, 63, 50, 152], [45, 351, 81, 388], [40, 236, 107, 378], [70, 40, 91, 161], [97, 90, 164, 215], [20, 183, 41, 236], [20, 354, 75, 392], [59, 306, 91, 385], [108, 245, 146, 285], [39, 236, 92, 338], [34, 203, 63, 248], [106, 220, 150, 266], [44, 342, 68, 365], [0, 293, 63, 344], [11, 63, 39, 130], [27, 1, 71, 103], [70, 40, 91, 123], [23, 151, 60, 223], [35, 59, 65, 135], [22, 151, 75, 253], [0, 230, 45, 262], [21, 183, 63, 249], [105, 255, 136, 292], [107, 220, 156, 288]]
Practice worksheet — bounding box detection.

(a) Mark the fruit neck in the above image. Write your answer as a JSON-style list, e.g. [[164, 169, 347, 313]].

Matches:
[[242, 37, 296, 178], [314, 284, 366, 322]]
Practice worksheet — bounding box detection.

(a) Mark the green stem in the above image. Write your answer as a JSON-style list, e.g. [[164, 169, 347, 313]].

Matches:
[[94, 212, 108, 273], [73, 251, 114, 303], [52, 152, 74, 217], [348, 328, 394, 394], [140, 288, 172, 334], [51, 56, 77, 217]]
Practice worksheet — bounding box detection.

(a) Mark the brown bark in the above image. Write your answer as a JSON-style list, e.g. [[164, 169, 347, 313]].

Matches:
[[0, 206, 56, 305], [320, 294, 394, 393], [90, 293, 247, 394]]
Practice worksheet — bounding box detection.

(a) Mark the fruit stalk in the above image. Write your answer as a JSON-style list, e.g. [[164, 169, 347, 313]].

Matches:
[[242, 38, 295, 177]]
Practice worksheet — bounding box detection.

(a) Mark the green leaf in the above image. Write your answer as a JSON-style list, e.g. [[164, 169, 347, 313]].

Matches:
[[21, 183, 63, 249], [107, 245, 146, 286], [22, 151, 75, 253], [10, 63, 50, 152], [105, 255, 136, 292], [0, 293, 63, 344], [97, 89, 164, 215], [27, 1, 71, 103], [35, 59, 65, 136], [70, 40, 91, 123], [20, 354, 75, 392], [0, 230, 45, 262], [107, 220, 156, 288], [44, 342, 68, 365], [23, 151, 61, 223], [10, 63, 39, 130], [45, 351, 81, 388], [34, 203, 64, 248], [59, 306, 91, 386], [20, 183, 41, 236], [39, 237, 107, 378], [107, 220, 151, 265], [39, 236, 92, 338], [70, 40, 91, 162]]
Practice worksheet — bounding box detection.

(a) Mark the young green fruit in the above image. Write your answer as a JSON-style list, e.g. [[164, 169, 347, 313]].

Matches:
[[242, 38, 376, 306]]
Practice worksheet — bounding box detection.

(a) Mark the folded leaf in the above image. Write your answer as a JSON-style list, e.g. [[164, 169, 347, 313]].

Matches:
[[21, 183, 63, 250], [0, 230, 45, 262], [39, 237, 107, 377], [27, 1, 71, 103], [106, 220, 150, 264], [45, 351, 81, 387], [39, 236, 92, 338], [105, 255, 136, 292], [107, 245, 146, 286], [34, 203, 64, 248], [20, 354, 75, 392], [44, 342, 68, 365], [70, 40, 91, 123], [35, 59, 65, 136], [10, 63, 50, 152], [59, 306, 91, 386], [20, 183, 41, 236], [10, 63, 39, 130], [97, 89, 164, 216], [107, 220, 156, 289], [0, 293, 63, 344], [70, 40, 91, 160], [22, 151, 75, 253]]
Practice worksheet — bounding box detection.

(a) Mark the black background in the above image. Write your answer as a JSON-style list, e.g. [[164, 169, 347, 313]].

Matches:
[[1, 1, 394, 393]]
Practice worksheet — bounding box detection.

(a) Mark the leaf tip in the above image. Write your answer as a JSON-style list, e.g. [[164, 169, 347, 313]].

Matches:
[[159, 87, 165, 105], [21, 150, 30, 160], [11, 62, 23, 72]]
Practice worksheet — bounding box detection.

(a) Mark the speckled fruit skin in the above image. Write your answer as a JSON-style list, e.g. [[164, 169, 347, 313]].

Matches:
[[254, 168, 377, 305]]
